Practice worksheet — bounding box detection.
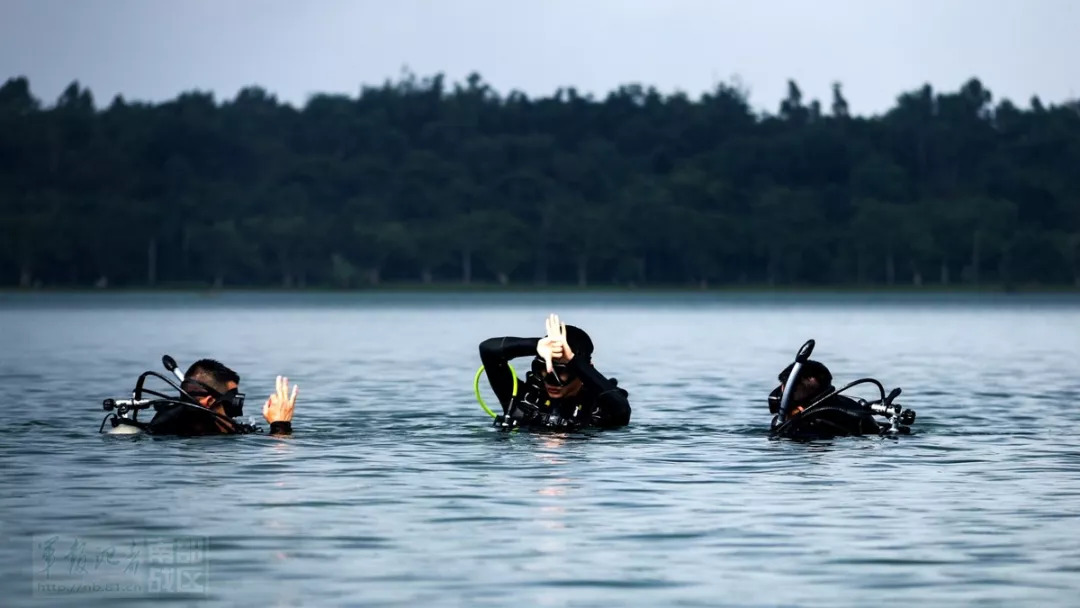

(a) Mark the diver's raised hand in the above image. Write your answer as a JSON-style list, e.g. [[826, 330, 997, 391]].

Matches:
[[263, 375, 298, 424], [548, 315, 575, 362], [537, 341, 557, 374], [536, 314, 573, 371]]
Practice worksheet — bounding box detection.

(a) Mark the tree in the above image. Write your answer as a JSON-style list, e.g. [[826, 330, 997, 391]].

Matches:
[[831, 82, 849, 119], [0, 74, 1076, 289]]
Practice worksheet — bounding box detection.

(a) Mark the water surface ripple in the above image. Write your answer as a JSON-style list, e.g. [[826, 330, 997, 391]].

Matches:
[[2, 292, 1079, 607]]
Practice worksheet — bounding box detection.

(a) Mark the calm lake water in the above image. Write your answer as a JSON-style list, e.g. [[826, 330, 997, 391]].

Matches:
[[2, 291, 1080, 607]]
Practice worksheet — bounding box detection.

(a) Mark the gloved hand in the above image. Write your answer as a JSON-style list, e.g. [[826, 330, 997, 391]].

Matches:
[[536, 313, 575, 372]]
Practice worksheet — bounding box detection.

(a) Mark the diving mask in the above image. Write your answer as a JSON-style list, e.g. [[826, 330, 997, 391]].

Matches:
[[531, 357, 576, 387]]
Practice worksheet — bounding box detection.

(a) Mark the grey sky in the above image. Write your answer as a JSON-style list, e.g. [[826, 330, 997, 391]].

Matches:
[[1, 0, 1076, 116]]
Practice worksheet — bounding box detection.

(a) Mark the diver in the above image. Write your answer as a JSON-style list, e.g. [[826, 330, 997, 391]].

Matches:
[[135, 358, 297, 437], [768, 339, 916, 439], [478, 314, 630, 430]]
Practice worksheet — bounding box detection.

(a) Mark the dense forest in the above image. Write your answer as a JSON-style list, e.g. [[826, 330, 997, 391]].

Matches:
[[1, 73, 1078, 290]]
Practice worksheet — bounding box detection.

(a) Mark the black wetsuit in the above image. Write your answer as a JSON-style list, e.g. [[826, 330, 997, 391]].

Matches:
[[770, 387, 883, 439], [479, 337, 631, 430], [145, 402, 292, 436]]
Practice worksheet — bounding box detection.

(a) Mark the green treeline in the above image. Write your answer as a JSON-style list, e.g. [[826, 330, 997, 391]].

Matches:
[[1, 73, 1079, 290]]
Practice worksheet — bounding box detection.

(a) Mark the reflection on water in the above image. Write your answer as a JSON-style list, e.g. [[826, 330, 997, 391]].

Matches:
[[2, 292, 1080, 607]]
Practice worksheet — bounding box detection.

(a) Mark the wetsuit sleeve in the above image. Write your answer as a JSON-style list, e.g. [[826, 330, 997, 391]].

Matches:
[[567, 356, 632, 427], [478, 337, 537, 412], [269, 421, 292, 435]]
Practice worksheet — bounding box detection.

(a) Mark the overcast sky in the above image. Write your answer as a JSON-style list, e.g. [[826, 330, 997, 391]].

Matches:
[[1, 0, 1076, 116]]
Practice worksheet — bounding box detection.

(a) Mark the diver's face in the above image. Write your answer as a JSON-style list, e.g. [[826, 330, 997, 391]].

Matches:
[[782, 378, 819, 405], [543, 359, 584, 399], [184, 380, 239, 411], [204, 381, 241, 433], [545, 376, 583, 399], [207, 381, 239, 413]]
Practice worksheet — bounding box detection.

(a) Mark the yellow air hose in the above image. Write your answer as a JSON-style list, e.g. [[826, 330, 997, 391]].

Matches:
[[474, 363, 518, 418]]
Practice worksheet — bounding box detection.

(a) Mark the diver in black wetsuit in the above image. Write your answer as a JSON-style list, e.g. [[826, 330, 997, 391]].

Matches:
[[479, 314, 630, 430], [768, 360, 883, 438], [146, 359, 297, 437]]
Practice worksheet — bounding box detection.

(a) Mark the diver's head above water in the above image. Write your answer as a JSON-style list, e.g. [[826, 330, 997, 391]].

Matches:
[[535, 315, 594, 400], [181, 358, 241, 416], [771, 359, 833, 416]]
